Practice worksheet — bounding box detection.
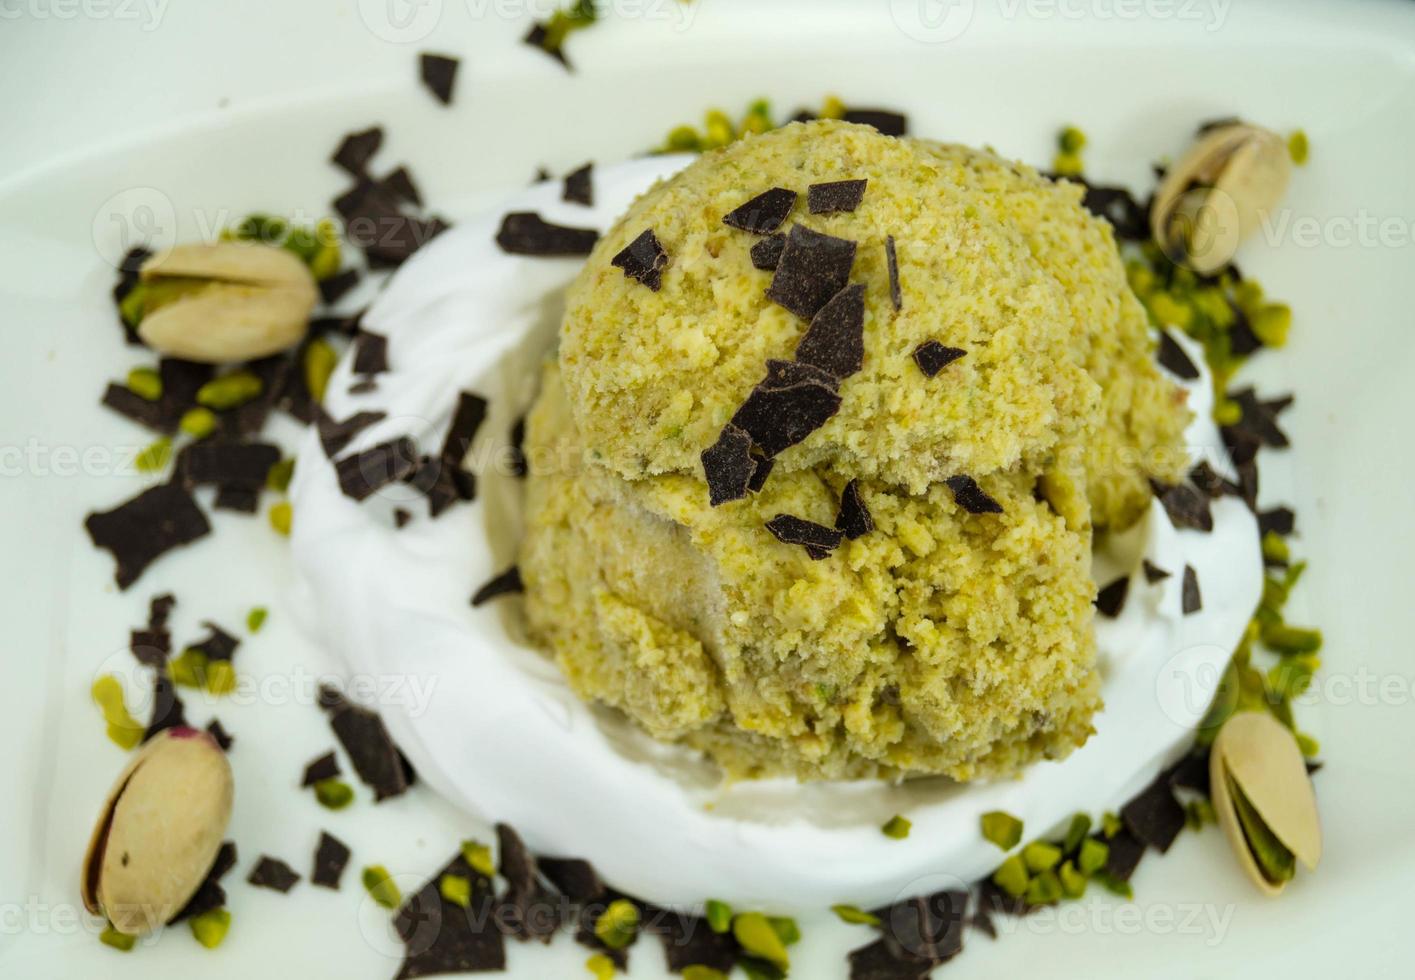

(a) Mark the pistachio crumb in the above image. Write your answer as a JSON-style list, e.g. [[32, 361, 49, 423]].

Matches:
[[1022, 840, 1063, 874], [362, 865, 402, 909], [593, 899, 640, 950], [269, 501, 293, 536], [585, 953, 616, 980], [314, 778, 354, 810], [1078, 838, 1109, 875], [189, 908, 231, 949], [732, 912, 790, 972], [1062, 813, 1092, 854], [980, 810, 1024, 850], [303, 339, 338, 404], [179, 407, 218, 439], [126, 367, 163, 402], [881, 815, 911, 840], [266, 458, 295, 493], [459, 839, 496, 878], [134, 437, 172, 474], [991, 853, 1029, 899], [831, 904, 880, 927], [704, 899, 733, 933], [99, 925, 136, 952], [768, 916, 800, 946], [1101, 812, 1124, 839], [196, 371, 263, 411], [439, 873, 472, 909], [1287, 129, 1309, 166], [246, 607, 268, 633]]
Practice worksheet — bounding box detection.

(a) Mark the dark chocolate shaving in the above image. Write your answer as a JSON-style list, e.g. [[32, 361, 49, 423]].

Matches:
[[353, 331, 390, 376], [1151, 479, 1214, 533], [173, 840, 236, 922], [945, 475, 1003, 515], [1166, 750, 1212, 796], [472, 566, 523, 606], [85, 483, 211, 589], [795, 283, 866, 380], [765, 514, 843, 560], [722, 187, 797, 234], [317, 409, 387, 459], [1121, 772, 1187, 853], [1226, 387, 1292, 450], [1182, 565, 1202, 614], [188, 621, 238, 662], [206, 719, 233, 751], [610, 228, 669, 291], [177, 441, 280, 491], [302, 751, 340, 787], [335, 437, 419, 502], [395, 851, 505, 978], [842, 108, 908, 136], [746, 454, 774, 493], [765, 224, 858, 319], [143, 673, 187, 742], [441, 391, 489, 464], [495, 212, 598, 256], [248, 857, 300, 893], [1079, 184, 1149, 241], [848, 939, 934, 980], [1095, 576, 1130, 618], [912, 340, 966, 378], [319, 686, 412, 802], [495, 824, 560, 943], [418, 53, 459, 105], [1142, 559, 1171, 584], [213, 486, 258, 514], [1258, 506, 1295, 538], [643, 907, 738, 974], [750, 232, 786, 271], [332, 127, 384, 176], [1157, 329, 1200, 380], [885, 235, 902, 310], [522, 21, 570, 70], [1103, 829, 1146, 882], [562, 162, 594, 206], [318, 268, 361, 305], [808, 178, 867, 214], [701, 424, 755, 507], [1189, 460, 1227, 499], [835, 479, 873, 540], [312, 831, 351, 890], [508, 416, 529, 478], [730, 370, 841, 458], [102, 384, 167, 432]]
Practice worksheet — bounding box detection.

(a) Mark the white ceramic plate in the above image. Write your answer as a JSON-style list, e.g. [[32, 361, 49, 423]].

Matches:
[[3, 1, 1415, 976]]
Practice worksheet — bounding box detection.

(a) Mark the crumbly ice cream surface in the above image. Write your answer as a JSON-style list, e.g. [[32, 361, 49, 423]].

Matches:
[[519, 120, 1189, 781]]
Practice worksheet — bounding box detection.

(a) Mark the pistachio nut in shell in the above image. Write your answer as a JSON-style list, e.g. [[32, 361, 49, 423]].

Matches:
[[81, 727, 234, 935], [135, 241, 317, 363], [1150, 122, 1291, 274], [1209, 711, 1320, 896]]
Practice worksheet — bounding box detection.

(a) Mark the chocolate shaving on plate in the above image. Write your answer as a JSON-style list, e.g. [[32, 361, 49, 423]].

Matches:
[[522, 21, 570, 70], [352, 331, 390, 376], [1103, 828, 1146, 882], [394, 508, 413, 529], [765, 514, 843, 560], [945, 475, 1003, 515], [765, 224, 858, 319], [563, 162, 594, 206], [177, 441, 280, 490], [912, 340, 966, 378], [495, 823, 560, 943], [610, 228, 669, 291], [173, 840, 237, 922], [495, 212, 598, 256], [722, 187, 797, 234], [213, 486, 258, 514], [795, 283, 866, 380], [1157, 329, 1200, 380], [319, 686, 412, 801], [835, 478, 873, 540], [1121, 771, 1187, 853], [85, 483, 211, 589], [312, 831, 352, 890], [418, 52, 459, 105], [332, 127, 383, 176], [395, 850, 505, 978], [508, 416, 528, 478], [701, 424, 755, 507], [807, 178, 867, 214], [847, 939, 933, 980], [1227, 387, 1293, 449], [143, 673, 187, 742], [885, 235, 902, 310], [642, 907, 738, 974], [318, 267, 361, 305], [1095, 576, 1129, 618], [472, 566, 524, 606], [317, 409, 387, 459], [248, 856, 301, 893], [335, 437, 419, 502], [750, 232, 786, 271], [1150, 479, 1214, 533], [206, 719, 233, 751], [1189, 460, 1227, 499], [1182, 565, 1202, 614], [1142, 559, 1171, 583], [1258, 506, 1295, 538], [302, 751, 340, 787], [188, 621, 238, 662], [102, 384, 167, 432], [1079, 184, 1149, 242]]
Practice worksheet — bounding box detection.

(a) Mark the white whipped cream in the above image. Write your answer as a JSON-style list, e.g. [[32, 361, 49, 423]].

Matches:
[[290, 156, 1261, 911]]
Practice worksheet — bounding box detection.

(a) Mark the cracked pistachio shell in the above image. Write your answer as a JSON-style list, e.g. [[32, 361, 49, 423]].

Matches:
[[1150, 123, 1291, 275], [81, 727, 234, 935], [1210, 711, 1320, 896], [136, 242, 317, 363]]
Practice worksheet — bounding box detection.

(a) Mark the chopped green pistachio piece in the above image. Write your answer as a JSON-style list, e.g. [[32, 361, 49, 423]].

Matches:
[[980, 810, 1024, 850], [1078, 837, 1109, 875], [1250, 303, 1292, 347], [1212, 398, 1242, 427], [737, 959, 785, 980], [681, 968, 728, 980], [1296, 732, 1320, 757], [732, 912, 789, 972], [1024, 869, 1063, 905], [314, 777, 354, 810], [991, 854, 1029, 899], [1058, 860, 1087, 898], [881, 815, 911, 840], [1261, 622, 1323, 656], [1052, 151, 1083, 177], [1268, 655, 1318, 700], [1185, 799, 1216, 830], [820, 95, 846, 120], [206, 659, 236, 695], [1101, 812, 1123, 839], [119, 283, 148, 327], [663, 125, 702, 153], [196, 371, 263, 411], [168, 649, 234, 694], [1260, 530, 1290, 565], [1146, 291, 1192, 329], [585, 953, 616, 980], [363, 865, 402, 909], [702, 109, 735, 149], [460, 840, 496, 878], [304, 338, 337, 404], [1092, 872, 1133, 899], [234, 213, 288, 243], [134, 437, 172, 474], [189, 908, 231, 949], [768, 916, 800, 946], [309, 221, 342, 281], [269, 501, 292, 536], [831, 904, 880, 927], [91, 675, 143, 750], [126, 366, 163, 402], [99, 925, 137, 951], [704, 899, 733, 933], [1058, 125, 1087, 154], [282, 224, 320, 263], [246, 607, 268, 633], [1228, 774, 1296, 885], [1287, 129, 1309, 166], [1062, 813, 1092, 854], [1022, 840, 1063, 874], [594, 899, 640, 951], [266, 458, 295, 493], [440, 873, 472, 909], [179, 407, 218, 439]]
